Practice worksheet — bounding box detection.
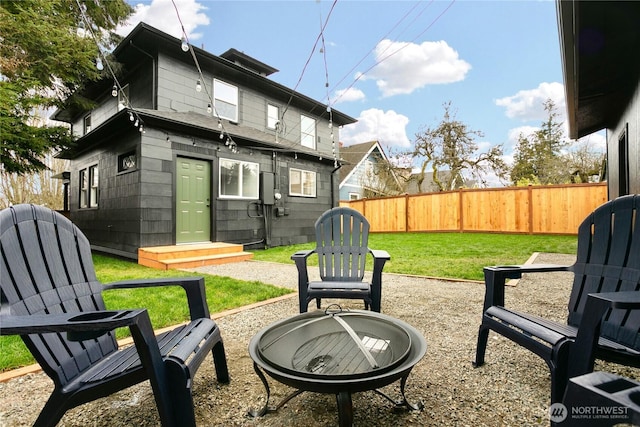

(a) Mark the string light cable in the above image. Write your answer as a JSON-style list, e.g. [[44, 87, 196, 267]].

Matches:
[[171, 0, 239, 153], [331, 0, 455, 105], [74, 0, 146, 133]]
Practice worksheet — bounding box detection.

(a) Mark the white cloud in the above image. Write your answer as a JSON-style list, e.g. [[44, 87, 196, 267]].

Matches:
[[340, 108, 411, 149], [332, 87, 366, 104], [495, 82, 565, 121], [118, 0, 209, 40], [362, 39, 471, 97]]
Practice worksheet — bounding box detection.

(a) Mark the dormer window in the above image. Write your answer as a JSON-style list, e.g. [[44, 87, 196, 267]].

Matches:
[[214, 79, 238, 122]]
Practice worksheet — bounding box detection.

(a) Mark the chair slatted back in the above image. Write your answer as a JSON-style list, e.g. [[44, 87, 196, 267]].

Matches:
[[0, 204, 118, 387], [315, 207, 369, 282], [567, 194, 640, 349]]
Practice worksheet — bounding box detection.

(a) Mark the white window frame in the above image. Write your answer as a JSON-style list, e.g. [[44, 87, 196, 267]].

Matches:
[[79, 164, 98, 208], [219, 158, 259, 199], [267, 104, 279, 130], [213, 79, 238, 122], [300, 114, 316, 149], [349, 192, 360, 201], [289, 168, 316, 197], [83, 114, 91, 134]]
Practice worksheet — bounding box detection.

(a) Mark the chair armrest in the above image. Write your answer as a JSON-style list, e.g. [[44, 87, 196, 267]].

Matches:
[[369, 249, 391, 261], [0, 309, 147, 341], [569, 291, 640, 378], [291, 250, 316, 283], [103, 276, 210, 320], [291, 249, 315, 261], [482, 264, 573, 310]]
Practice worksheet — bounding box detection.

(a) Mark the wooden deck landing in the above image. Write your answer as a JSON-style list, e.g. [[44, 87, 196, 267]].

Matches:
[[138, 242, 253, 270]]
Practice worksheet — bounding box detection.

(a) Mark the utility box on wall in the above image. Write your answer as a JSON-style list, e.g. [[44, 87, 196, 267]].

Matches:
[[260, 172, 275, 205]]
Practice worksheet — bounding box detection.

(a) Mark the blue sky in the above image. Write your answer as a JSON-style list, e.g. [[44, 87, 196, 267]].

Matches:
[[119, 0, 605, 181]]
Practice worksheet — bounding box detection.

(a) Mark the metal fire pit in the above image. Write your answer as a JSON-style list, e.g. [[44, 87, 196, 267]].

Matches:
[[248, 307, 427, 426]]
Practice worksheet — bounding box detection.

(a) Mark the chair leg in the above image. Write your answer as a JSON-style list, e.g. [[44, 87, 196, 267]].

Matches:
[[549, 342, 571, 404], [316, 298, 321, 309], [473, 324, 490, 367], [33, 390, 68, 427], [165, 361, 196, 427], [212, 341, 230, 384]]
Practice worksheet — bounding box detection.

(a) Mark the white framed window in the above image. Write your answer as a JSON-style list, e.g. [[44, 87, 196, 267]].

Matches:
[[349, 192, 360, 200], [219, 158, 259, 199], [79, 164, 98, 208], [267, 104, 279, 130], [289, 168, 316, 197], [300, 114, 316, 149], [214, 79, 238, 122], [83, 114, 91, 134]]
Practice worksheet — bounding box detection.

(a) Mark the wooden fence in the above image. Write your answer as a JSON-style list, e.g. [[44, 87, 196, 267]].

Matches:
[[340, 183, 608, 235]]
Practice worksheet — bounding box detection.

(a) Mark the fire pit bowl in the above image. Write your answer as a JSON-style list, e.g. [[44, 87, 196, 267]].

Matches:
[[248, 308, 427, 426]]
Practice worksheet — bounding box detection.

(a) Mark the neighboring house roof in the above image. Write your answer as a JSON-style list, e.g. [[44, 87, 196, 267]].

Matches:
[[558, 1, 640, 139], [338, 140, 402, 195]]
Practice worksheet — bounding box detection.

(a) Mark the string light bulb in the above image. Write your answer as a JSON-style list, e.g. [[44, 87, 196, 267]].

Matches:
[[181, 36, 189, 52], [76, 21, 86, 37], [129, 112, 135, 122], [111, 84, 118, 97], [96, 57, 104, 71], [207, 103, 212, 114], [195, 80, 202, 92]]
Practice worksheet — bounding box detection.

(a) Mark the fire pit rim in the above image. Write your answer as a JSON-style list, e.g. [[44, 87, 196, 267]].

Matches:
[[248, 309, 427, 394]]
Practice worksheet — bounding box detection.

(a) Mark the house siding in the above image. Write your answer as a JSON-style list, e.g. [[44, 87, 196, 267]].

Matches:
[[607, 78, 640, 197], [58, 24, 354, 258]]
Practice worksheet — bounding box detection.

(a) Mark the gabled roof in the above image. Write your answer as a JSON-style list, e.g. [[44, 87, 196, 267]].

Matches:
[[557, 0, 640, 139], [53, 22, 356, 126], [338, 141, 380, 183]]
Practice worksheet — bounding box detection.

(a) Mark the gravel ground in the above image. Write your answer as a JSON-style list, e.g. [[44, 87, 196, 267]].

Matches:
[[1, 253, 639, 427]]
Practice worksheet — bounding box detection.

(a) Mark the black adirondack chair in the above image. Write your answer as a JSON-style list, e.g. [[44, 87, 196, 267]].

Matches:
[[0, 204, 229, 427], [473, 194, 640, 403], [291, 206, 390, 313]]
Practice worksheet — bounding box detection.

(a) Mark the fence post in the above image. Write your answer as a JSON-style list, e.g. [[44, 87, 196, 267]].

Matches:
[[459, 189, 464, 232], [528, 185, 533, 234]]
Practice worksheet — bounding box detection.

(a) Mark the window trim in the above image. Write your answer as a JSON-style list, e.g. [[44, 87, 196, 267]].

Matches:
[[213, 79, 239, 123], [83, 114, 91, 135], [218, 158, 259, 199], [267, 103, 279, 130], [79, 164, 99, 208], [300, 114, 316, 149], [289, 167, 317, 197]]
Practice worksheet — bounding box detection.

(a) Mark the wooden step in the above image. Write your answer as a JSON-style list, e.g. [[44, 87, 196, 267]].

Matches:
[[138, 243, 253, 270]]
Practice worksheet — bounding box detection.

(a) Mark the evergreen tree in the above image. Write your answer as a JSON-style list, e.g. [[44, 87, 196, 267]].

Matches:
[[510, 99, 569, 185], [0, 0, 132, 174]]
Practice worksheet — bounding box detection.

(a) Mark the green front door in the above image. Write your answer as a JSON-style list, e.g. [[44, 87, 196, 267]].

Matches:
[[176, 157, 211, 244]]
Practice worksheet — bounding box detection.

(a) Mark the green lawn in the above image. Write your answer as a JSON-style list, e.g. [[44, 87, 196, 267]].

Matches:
[[251, 232, 578, 281], [1, 232, 577, 372], [0, 254, 291, 372]]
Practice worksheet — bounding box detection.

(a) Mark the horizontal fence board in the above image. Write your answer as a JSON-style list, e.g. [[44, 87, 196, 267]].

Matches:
[[340, 183, 608, 235]]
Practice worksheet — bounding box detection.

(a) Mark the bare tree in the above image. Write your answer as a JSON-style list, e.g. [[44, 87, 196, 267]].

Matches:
[[359, 156, 404, 198], [411, 102, 507, 192], [0, 153, 69, 209]]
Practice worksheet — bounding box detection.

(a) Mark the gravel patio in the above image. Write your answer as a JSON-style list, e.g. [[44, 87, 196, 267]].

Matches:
[[1, 253, 639, 426]]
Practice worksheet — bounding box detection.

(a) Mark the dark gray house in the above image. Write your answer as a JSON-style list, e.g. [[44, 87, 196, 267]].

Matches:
[[557, 0, 639, 198], [54, 23, 356, 260]]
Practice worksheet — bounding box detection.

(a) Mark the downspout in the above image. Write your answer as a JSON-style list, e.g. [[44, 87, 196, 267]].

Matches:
[[129, 41, 157, 109], [331, 162, 342, 207]]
